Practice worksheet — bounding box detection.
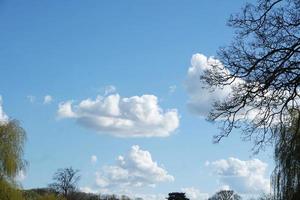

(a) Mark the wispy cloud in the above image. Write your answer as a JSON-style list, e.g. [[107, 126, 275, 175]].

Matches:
[[168, 85, 177, 94], [27, 95, 36, 103], [0, 96, 8, 123], [91, 155, 98, 164], [43, 95, 53, 104]]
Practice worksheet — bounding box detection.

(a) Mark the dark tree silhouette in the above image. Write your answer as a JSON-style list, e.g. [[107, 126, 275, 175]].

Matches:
[[200, 0, 300, 199], [201, 0, 300, 151], [272, 109, 300, 200], [49, 167, 80, 199], [166, 192, 189, 200], [208, 190, 242, 200]]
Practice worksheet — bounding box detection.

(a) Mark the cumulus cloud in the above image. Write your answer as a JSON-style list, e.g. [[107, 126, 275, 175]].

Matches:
[[185, 54, 261, 122], [104, 85, 117, 96], [95, 145, 174, 189], [0, 96, 8, 124], [91, 155, 98, 164], [185, 53, 232, 116], [181, 187, 209, 200], [43, 95, 53, 104], [57, 93, 179, 137], [207, 157, 270, 194]]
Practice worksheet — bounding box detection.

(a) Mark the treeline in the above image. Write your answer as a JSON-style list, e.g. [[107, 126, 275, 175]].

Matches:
[[22, 188, 135, 200], [21, 189, 273, 200]]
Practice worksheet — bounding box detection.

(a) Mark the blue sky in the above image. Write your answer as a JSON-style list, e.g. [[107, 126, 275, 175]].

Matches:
[[0, 0, 274, 199]]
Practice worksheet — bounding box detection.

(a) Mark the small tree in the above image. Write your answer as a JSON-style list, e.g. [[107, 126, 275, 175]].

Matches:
[[49, 167, 80, 199], [208, 190, 242, 200], [166, 192, 189, 200]]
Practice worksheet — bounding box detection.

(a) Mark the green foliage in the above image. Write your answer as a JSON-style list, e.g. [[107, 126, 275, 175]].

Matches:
[[0, 120, 26, 179], [37, 194, 66, 200], [0, 179, 23, 200], [0, 120, 26, 200], [23, 188, 66, 200]]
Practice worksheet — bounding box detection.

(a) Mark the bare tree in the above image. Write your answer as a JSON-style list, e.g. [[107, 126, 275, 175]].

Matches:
[[201, 0, 300, 151], [208, 190, 242, 200], [200, 0, 300, 199], [49, 167, 80, 199]]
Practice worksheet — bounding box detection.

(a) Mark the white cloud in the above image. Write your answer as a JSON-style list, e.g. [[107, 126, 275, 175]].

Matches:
[[208, 157, 270, 194], [91, 155, 98, 164], [185, 54, 263, 122], [0, 96, 8, 124], [27, 95, 36, 103], [57, 101, 76, 118], [16, 170, 26, 182], [168, 85, 177, 94], [57, 93, 179, 137], [43, 95, 53, 104], [80, 187, 98, 194], [181, 187, 209, 200], [130, 193, 166, 200], [95, 145, 174, 189], [185, 53, 232, 116], [104, 85, 117, 96]]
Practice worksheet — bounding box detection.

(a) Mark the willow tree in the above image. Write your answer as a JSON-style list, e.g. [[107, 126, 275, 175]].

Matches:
[[272, 110, 300, 200], [0, 120, 26, 199]]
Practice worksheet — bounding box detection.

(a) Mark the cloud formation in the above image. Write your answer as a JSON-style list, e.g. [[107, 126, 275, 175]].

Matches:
[[27, 95, 36, 103], [95, 145, 174, 189], [43, 95, 53, 104], [168, 85, 177, 94], [57, 93, 179, 137], [185, 53, 231, 116], [0, 96, 8, 123], [91, 155, 98, 164], [207, 157, 270, 194], [16, 170, 26, 182], [181, 187, 209, 200]]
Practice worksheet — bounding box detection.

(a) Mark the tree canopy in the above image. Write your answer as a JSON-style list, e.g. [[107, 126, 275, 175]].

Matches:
[[166, 192, 189, 200], [201, 0, 300, 151], [49, 167, 80, 199], [208, 190, 242, 200], [0, 120, 26, 200], [272, 109, 300, 200]]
